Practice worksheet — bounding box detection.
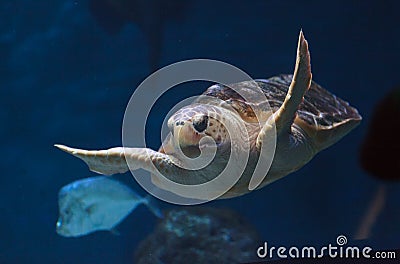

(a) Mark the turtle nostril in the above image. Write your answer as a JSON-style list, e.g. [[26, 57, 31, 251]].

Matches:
[[193, 116, 208, 133]]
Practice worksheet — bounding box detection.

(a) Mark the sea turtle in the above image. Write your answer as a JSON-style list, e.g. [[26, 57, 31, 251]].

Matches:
[[55, 31, 361, 199]]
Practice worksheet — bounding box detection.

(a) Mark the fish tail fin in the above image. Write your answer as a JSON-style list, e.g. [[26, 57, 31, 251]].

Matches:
[[142, 195, 163, 218]]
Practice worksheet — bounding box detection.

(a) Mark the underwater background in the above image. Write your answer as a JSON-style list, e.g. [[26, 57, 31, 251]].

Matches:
[[1, 0, 399, 263]]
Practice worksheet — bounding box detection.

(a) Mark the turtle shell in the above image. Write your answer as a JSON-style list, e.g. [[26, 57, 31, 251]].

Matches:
[[196, 74, 362, 149], [199, 74, 360, 126]]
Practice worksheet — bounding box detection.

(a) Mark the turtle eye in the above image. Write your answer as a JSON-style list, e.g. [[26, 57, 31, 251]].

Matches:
[[193, 115, 208, 133]]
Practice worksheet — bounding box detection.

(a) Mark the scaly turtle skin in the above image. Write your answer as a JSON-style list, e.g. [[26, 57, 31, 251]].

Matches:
[[55, 31, 362, 199]]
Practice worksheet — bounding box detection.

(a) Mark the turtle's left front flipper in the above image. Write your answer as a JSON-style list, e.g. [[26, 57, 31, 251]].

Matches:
[[54, 144, 168, 175]]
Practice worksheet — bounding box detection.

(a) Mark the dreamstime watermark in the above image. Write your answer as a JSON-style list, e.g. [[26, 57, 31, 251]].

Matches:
[[122, 59, 277, 205], [257, 235, 397, 259]]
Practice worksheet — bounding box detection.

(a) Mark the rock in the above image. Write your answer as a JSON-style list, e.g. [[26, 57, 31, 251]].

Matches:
[[134, 207, 260, 264]]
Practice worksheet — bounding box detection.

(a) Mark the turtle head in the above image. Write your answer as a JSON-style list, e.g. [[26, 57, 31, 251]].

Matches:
[[167, 104, 230, 157]]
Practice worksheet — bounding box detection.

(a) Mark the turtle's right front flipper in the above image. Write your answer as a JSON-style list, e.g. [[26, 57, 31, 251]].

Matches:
[[54, 144, 169, 176], [272, 30, 311, 134], [256, 30, 312, 149]]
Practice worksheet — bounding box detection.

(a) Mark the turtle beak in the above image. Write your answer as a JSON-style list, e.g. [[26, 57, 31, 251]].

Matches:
[[173, 124, 202, 158], [173, 123, 202, 149]]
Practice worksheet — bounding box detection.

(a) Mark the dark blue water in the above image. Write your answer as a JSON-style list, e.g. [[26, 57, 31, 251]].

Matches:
[[1, 0, 399, 263]]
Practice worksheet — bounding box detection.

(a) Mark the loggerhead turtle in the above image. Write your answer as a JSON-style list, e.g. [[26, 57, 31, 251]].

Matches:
[[55, 31, 361, 199]]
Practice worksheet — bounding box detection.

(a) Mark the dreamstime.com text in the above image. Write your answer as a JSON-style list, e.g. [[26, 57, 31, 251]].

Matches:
[[257, 235, 396, 260]]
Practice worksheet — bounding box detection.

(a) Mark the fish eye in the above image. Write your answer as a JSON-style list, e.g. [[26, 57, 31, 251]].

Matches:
[[84, 205, 96, 214], [193, 115, 208, 133], [64, 208, 71, 216]]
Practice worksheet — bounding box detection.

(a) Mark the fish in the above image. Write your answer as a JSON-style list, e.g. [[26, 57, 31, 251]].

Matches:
[[56, 176, 162, 237]]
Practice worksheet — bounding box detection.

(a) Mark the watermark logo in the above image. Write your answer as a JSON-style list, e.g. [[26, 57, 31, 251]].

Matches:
[[122, 59, 277, 205], [336, 235, 347, 246], [257, 235, 397, 259]]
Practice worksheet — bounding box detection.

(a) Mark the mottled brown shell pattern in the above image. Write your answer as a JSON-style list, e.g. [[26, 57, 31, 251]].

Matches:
[[199, 74, 361, 129]]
